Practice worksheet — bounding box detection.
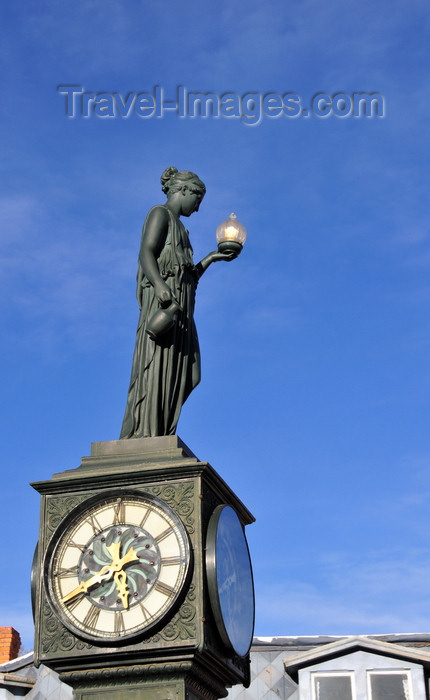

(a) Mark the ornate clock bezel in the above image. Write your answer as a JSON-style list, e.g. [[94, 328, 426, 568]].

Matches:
[[205, 504, 255, 658], [43, 488, 192, 645]]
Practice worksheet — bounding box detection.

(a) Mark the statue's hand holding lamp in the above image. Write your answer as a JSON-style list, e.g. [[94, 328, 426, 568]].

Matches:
[[216, 213, 247, 256], [146, 212, 247, 341]]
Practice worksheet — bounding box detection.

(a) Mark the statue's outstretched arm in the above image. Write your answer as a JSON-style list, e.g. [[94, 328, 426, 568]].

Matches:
[[194, 250, 237, 280]]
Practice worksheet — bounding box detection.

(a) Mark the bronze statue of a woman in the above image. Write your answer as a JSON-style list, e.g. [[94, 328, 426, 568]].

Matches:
[[120, 167, 236, 439]]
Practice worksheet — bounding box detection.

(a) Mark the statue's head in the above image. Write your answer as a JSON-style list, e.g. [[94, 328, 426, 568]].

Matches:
[[161, 167, 206, 198]]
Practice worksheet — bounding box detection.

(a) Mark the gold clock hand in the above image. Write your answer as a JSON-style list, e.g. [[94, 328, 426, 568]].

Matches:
[[119, 546, 139, 568], [111, 543, 139, 609], [61, 564, 115, 603], [61, 544, 139, 604], [106, 542, 139, 568], [114, 570, 130, 609], [106, 541, 121, 565]]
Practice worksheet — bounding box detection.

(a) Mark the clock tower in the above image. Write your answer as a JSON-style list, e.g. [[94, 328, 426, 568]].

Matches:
[[32, 167, 254, 700], [32, 436, 255, 700]]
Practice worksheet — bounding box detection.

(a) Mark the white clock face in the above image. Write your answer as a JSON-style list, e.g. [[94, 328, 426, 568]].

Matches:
[[45, 491, 190, 642]]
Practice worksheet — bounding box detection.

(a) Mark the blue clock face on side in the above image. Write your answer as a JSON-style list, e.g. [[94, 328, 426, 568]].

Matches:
[[206, 505, 255, 657]]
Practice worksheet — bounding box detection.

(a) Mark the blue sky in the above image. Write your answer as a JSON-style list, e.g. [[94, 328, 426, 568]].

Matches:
[[1, 0, 430, 651]]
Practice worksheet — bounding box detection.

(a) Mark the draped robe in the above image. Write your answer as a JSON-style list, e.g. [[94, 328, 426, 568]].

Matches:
[[120, 205, 201, 438]]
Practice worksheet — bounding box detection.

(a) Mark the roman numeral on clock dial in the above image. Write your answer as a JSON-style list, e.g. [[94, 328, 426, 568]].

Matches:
[[67, 540, 87, 552], [139, 602, 151, 620], [57, 565, 79, 578], [161, 556, 181, 566], [87, 513, 103, 535], [154, 581, 175, 597], [83, 605, 101, 629], [65, 595, 83, 612], [155, 526, 173, 543], [114, 611, 125, 634], [139, 508, 150, 528], [113, 499, 125, 525]]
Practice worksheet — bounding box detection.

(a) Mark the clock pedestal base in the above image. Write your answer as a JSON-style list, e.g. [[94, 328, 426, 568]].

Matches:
[[70, 679, 208, 700], [32, 436, 254, 700], [60, 655, 236, 700]]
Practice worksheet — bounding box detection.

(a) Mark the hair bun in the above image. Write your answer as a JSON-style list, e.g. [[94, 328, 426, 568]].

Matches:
[[160, 166, 178, 194]]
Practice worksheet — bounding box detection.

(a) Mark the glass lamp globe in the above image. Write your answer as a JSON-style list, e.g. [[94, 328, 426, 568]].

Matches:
[[216, 213, 247, 255]]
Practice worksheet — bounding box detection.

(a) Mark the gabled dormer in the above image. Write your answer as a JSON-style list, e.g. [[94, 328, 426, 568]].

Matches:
[[284, 635, 430, 699]]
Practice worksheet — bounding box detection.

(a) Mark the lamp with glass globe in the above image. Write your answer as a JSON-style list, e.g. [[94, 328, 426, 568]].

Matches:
[[216, 213, 247, 255]]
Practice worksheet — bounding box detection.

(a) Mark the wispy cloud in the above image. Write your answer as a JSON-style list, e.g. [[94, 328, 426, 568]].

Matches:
[[0, 185, 138, 356], [0, 194, 42, 244], [255, 548, 430, 636]]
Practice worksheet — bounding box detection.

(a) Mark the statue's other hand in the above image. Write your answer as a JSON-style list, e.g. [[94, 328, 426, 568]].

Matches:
[[154, 280, 173, 307], [211, 250, 238, 262]]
